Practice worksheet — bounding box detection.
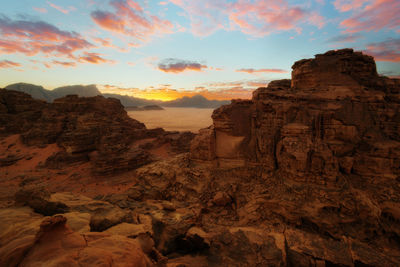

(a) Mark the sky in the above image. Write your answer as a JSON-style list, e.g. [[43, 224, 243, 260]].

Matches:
[[0, 0, 399, 101]]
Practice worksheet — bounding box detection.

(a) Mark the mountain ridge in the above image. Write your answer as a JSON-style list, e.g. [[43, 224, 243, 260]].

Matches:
[[4, 83, 230, 108]]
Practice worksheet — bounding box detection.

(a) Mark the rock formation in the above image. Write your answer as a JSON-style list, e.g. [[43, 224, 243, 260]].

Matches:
[[0, 91, 194, 175], [1, 49, 400, 266], [188, 48, 400, 265], [191, 48, 400, 181]]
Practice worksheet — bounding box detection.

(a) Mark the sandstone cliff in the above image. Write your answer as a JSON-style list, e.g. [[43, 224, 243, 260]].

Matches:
[[1, 49, 400, 266], [191, 48, 400, 181], [0, 91, 194, 175]]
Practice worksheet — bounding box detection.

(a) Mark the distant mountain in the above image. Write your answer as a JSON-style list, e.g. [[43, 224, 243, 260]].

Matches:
[[102, 93, 161, 107], [4, 83, 231, 109], [51, 85, 101, 99], [5, 83, 101, 101], [161, 95, 230, 108], [5, 83, 52, 101]]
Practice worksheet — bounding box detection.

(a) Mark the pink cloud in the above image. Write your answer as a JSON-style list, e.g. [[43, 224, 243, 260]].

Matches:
[[0, 60, 21, 68], [169, 0, 230, 36], [169, 0, 325, 37], [47, 1, 76, 14], [33, 7, 48, 13], [236, 68, 287, 74], [339, 0, 400, 32], [0, 16, 116, 67], [0, 16, 93, 58], [91, 0, 174, 42], [333, 0, 368, 12], [158, 58, 207, 73], [364, 38, 400, 62]]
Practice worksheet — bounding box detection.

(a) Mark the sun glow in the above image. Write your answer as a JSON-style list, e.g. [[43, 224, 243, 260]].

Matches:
[[98, 85, 254, 101]]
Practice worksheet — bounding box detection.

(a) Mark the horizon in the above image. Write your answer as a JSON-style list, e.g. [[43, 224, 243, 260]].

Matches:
[[0, 0, 399, 101]]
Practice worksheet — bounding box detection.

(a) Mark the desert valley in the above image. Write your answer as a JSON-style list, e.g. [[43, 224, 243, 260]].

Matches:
[[1, 49, 400, 266]]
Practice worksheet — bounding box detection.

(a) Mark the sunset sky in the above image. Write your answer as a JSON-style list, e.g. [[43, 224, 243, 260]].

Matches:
[[0, 0, 399, 100]]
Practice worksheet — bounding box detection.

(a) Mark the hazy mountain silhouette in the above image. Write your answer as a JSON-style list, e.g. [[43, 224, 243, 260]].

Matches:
[[5, 83, 52, 101], [52, 85, 101, 99], [162, 95, 230, 108], [102, 93, 161, 107], [4, 83, 230, 108], [5, 83, 101, 102]]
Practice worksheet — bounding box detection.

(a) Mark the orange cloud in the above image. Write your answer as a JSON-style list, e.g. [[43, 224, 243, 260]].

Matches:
[[236, 68, 287, 74], [91, 0, 174, 42], [52, 60, 77, 67], [0, 60, 21, 68], [93, 37, 128, 52], [247, 81, 268, 87], [158, 58, 207, 73], [339, 0, 400, 33], [47, 1, 76, 14], [78, 52, 115, 64]]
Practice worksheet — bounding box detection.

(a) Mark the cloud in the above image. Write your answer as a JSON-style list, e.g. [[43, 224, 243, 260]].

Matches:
[[78, 52, 115, 64], [0, 60, 21, 68], [91, 0, 174, 43], [52, 60, 77, 67], [169, 0, 325, 37], [364, 38, 400, 62], [326, 33, 363, 43], [169, 0, 230, 36], [333, 0, 368, 12], [98, 78, 270, 101], [0, 15, 115, 67], [0, 15, 93, 58], [338, 0, 400, 33], [236, 68, 287, 74], [246, 81, 269, 87], [93, 37, 128, 52], [158, 58, 207, 73], [47, 1, 76, 14], [33, 7, 48, 13]]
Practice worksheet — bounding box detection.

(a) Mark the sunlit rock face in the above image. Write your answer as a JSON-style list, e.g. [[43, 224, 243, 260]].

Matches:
[[191, 48, 400, 182]]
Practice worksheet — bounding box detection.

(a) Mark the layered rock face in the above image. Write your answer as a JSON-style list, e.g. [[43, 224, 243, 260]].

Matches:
[[0, 91, 193, 175], [191, 49, 400, 181], [187, 49, 400, 265], [2, 49, 400, 266]]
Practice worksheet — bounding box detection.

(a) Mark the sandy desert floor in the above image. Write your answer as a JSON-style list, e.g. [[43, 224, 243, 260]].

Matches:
[[128, 107, 214, 132]]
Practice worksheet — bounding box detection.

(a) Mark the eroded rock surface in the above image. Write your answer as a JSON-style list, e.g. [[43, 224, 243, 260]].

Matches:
[[1, 49, 400, 266], [0, 91, 194, 175], [191, 49, 400, 181]]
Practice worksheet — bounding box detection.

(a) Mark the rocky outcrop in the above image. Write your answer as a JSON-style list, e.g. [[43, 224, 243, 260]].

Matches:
[[0, 91, 194, 175], [191, 49, 400, 181], [187, 49, 400, 265], [2, 49, 400, 266], [11, 214, 154, 266]]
